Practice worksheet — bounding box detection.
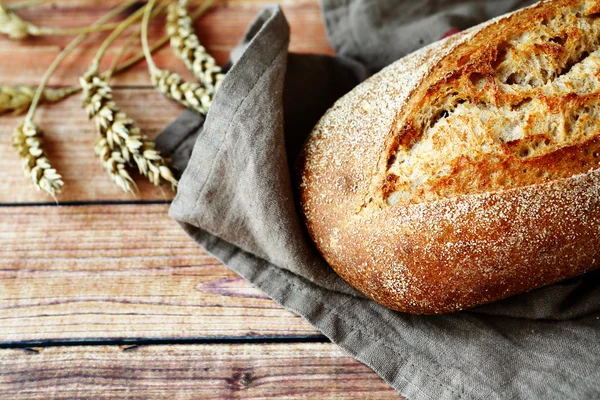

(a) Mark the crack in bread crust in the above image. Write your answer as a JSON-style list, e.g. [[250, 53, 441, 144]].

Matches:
[[385, 0, 600, 206]]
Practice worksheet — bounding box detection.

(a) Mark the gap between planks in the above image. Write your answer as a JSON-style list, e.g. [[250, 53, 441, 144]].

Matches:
[[0, 334, 329, 349]]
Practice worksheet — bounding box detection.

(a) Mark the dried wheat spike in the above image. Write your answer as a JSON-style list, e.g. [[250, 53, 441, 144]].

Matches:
[[0, 85, 79, 115], [0, 1, 121, 39], [94, 136, 136, 193], [151, 67, 212, 114], [12, 119, 64, 197], [0, 3, 39, 39], [166, 1, 224, 91], [80, 72, 178, 191]]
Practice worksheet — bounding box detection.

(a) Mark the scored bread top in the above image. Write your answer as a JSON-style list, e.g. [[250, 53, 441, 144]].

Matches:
[[384, 0, 600, 205], [299, 0, 600, 314]]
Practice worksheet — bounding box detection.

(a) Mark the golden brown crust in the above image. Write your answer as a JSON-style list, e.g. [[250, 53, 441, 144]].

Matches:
[[299, 0, 600, 314]]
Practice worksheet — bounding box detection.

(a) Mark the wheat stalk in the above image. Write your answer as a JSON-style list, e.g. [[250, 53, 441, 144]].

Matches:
[[0, 0, 120, 39], [10, 0, 56, 10], [166, 0, 223, 91], [142, 0, 215, 115], [81, 72, 177, 192], [0, 85, 78, 115], [12, 119, 63, 197], [10, 0, 138, 198], [79, 1, 177, 192]]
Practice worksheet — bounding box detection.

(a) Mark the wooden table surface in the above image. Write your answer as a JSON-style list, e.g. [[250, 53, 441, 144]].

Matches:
[[0, 1, 400, 398]]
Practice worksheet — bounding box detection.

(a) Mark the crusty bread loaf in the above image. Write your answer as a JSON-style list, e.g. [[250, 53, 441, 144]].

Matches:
[[299, 0, 600, 314]]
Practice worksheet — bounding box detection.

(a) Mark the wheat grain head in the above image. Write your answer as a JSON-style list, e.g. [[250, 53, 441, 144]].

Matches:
[[142, 0, 214, 116], [166, 0, 224, 91], [0, 2, 39, 39], [94, 136, 137, 193], [151, 67, 212, 114], [0, 85, 79, 115], [12, 119, 63, 197], [80, 72, 177, 192]]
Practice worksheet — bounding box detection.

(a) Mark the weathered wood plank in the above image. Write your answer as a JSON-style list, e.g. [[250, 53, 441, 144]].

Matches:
[[0, 204, 320, 341], [0, 88, 183, 203], [0, 344, 400, 399], [0, 0, 334, 86]]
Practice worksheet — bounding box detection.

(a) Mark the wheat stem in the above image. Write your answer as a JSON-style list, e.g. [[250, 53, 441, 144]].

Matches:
[[0, 0, 122, 39], [141, 0, 158, 71], [114, 30, 169, 75], [90, 1, 161, 74], [34, 22, 122, 37], [107, 2, 168, 79], [9, 0, 55, 11], [107, 24, 140, 79], [26, 0, 137, 121]]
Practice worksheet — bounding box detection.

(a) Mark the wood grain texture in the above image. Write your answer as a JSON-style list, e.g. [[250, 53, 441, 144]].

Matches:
[[0, 204, 319, 341], [0, 344, 400, 399]]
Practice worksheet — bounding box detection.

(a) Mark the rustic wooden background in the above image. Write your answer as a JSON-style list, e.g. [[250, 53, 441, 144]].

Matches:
[[0, 0, 401, 398]]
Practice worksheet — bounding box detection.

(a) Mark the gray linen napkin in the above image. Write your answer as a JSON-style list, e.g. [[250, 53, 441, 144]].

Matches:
[[158, 2, 600, 399]]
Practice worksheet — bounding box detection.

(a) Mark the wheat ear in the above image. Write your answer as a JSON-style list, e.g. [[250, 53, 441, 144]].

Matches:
[[142, 0, 214, 115], [0, 1, 33, 38], [0, 0, 120, 39], [12, 119, 63, 198], [0, 85, 78, 115], [81, 72, 177, 192], [166, 0, 223, 91]]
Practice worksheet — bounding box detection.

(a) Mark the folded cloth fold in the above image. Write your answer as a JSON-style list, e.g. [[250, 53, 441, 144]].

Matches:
[[159, 3, 600, 399]]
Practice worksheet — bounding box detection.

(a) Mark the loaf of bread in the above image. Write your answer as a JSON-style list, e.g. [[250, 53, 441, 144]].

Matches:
[[299, 0, 600, 314]]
